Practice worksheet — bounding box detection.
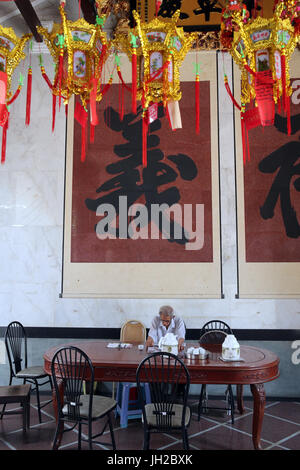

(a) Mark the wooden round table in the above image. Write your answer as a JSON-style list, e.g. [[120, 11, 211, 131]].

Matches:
[[44, 341, 279, 450]]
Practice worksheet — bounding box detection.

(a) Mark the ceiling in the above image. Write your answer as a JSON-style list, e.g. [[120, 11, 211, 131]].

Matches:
[[0, 0, 97, 41]]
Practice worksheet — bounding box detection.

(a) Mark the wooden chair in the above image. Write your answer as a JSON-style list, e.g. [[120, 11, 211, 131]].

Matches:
[[198, 320, 235, 423], [51, 346, 116, 450], [136, 351, 191, 450], [0, 384, 31, 432], [3, 321, 52, 423]]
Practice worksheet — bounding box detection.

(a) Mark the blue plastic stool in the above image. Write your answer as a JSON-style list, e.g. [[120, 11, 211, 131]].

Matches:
[[115, 382, 151, 428]]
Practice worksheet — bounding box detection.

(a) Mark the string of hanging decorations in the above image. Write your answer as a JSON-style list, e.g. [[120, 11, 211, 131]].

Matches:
[[0, 25, 31, 163], [114, 9, 197, 166], [37, 0, 112, 162], [3, 0, 300, 167], [220, 0, 300, 163]]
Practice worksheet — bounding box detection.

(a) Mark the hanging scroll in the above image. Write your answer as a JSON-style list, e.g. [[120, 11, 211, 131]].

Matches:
[[234, 49, 300, 298], [62, 51, 222, 298]]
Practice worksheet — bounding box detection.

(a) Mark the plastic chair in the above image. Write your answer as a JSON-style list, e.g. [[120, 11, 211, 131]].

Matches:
[[136, 351, 191, 450], [115, 320, 150, 428], [51, 346, 117, 450], [197, 320, 235, 424], [2, 321, 52, 423]]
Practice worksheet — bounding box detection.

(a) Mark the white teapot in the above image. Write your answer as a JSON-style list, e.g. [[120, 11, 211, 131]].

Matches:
[[222, 335, 240, 360], [158, 333, 178, 355]]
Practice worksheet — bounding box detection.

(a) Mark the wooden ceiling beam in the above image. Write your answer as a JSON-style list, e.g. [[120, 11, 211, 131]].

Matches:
[[80, 0, 97, 24], [14, 0, 43, 42]]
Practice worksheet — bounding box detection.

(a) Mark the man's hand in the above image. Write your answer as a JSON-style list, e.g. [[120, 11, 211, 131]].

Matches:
[[178, 338, 185, 352], [146, 336, 154, 349]]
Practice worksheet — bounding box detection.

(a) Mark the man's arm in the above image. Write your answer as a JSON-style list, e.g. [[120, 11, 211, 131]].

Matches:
[[146, 316, 159, 349], [145, 335, 154, 348], [175, 317, 186, 351]]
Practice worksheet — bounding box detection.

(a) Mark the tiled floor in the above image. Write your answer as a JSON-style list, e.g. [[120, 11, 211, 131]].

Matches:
[[0, 393, 299, 450]]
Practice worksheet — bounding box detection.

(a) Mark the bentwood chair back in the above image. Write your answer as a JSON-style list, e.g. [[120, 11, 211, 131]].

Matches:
[[136, 351, 191, 450], [200, 320, 233, 339], [198, 320, 235, 424], [120, 320, 146, 344], [51, 346, 117, 450], [3, 321, 52, 423]]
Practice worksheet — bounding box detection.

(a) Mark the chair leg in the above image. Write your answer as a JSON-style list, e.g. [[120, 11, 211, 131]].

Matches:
[[78, 422, 83, 450], [22, 401, 27, 433], [115, 382, 121, 418], [143, 428, 150, 450], [108, 413, 116, 450], [34, 379, 42, 423], [197, 384, 206, 421], [52, 420, 63, 450], [182, 429, 189, 450], [1, 376, 12, 419], [27, 396, 30, 429], [229, 385, 235, 424], [120, 384, 130, 428]]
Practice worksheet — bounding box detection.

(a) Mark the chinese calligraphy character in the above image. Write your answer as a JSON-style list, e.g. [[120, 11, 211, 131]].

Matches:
[[85, 105, 198, 246], [259, 140, 300, 238], [193, 0, 222, 21], [158, 0, 189, 20]]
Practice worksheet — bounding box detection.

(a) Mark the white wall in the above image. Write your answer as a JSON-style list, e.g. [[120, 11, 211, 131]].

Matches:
[[0, 51, 300, 330]]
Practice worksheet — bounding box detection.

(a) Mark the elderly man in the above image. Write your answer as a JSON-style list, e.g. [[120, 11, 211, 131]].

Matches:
[[146, 305, 186, 352]]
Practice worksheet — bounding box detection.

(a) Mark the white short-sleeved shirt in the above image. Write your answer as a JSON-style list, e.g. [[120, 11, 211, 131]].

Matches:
[[148, 315, 186, 345]]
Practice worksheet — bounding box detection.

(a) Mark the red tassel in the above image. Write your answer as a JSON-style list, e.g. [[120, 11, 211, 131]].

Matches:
[[1, 114, 9, 164], [81, 124, 86, 162], [74, 102, 88, 162], [195, 78, 200, 134], [155, 0, 162, 16], [224, 75, 241, 110], [241, 117, 247, 165], [119, 80, 125, 121], [132, 51, 137, 114], [246, 125, 250, 162], [142, 112, 148, 167], [25, 67, 32, 126], [52, 93, 56, 132], [287, 92, 291, 135], [7, 86, 21, 106], [41, 67, 53, 90], [121, 83, 124, 121], [165, 104, 172, 130], [90, 77, 98, 126], [281, 54, 287, 112], [90, 123, 95, 143]]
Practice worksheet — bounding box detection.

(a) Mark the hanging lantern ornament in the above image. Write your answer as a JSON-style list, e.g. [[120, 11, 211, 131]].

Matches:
[[37, 1, 112, 161], [0, 25, 31, 163], [115, 10, 197, 166], [221, 0, 299, 163]]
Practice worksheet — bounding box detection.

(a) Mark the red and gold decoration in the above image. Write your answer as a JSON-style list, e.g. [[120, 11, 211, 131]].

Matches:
[[221, 0, 299, 163], [0, 25, 31, 163], [37, 1, 111, 161], [115, 9, 197, 166]]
